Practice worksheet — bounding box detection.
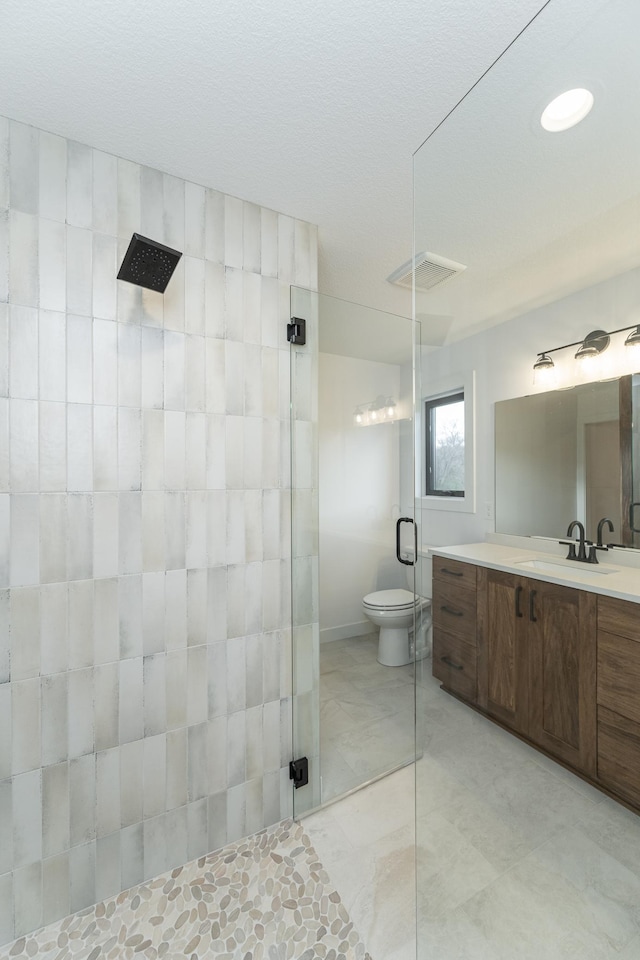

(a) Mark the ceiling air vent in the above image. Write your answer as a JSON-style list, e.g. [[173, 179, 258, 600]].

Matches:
[[387, 252, 467, 292]]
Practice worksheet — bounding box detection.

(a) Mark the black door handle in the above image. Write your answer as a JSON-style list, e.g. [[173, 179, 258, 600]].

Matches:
[[630, 502, 640, 534], [441, 605, 463, 617], [515, 585, 524, 618], [396, 517, 417, 565], [440, 567, 463, 578], [441, 656, 463, 671], [529, 589, 537, 623]]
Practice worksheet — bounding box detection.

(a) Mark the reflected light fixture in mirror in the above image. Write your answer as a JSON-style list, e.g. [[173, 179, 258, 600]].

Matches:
[[540, 88, 594, 132]]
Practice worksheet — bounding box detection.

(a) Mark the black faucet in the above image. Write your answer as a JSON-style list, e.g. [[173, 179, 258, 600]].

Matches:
[[597, 517, 614, 547], [563, 520, 588, 561]]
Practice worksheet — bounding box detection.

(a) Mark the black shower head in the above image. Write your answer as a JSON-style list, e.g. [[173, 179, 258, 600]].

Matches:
[[117, 233, 182, 293]]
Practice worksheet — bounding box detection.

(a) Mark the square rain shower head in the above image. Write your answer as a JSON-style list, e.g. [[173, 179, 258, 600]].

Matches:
[[117, 233, 182, 293]]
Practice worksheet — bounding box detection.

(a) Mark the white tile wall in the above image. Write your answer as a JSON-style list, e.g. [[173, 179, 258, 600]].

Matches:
[[0, 114, 318, 945]]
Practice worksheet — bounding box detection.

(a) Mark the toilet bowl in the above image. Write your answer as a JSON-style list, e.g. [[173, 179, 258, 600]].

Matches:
[[363, 588, 432, 666]]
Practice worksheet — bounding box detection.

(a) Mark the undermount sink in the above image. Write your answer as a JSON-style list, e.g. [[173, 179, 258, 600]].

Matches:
[[513, 558, 618, 578]]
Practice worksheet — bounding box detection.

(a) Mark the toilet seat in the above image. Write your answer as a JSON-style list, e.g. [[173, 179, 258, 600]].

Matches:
[[363, 588, 420, 610]]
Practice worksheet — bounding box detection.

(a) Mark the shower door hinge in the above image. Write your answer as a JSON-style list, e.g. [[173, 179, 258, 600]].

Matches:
[[289, 756, 309, 789], [287, 317, 306, 345]]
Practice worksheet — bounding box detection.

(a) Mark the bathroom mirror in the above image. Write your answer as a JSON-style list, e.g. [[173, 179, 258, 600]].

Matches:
[[495, 372, 640, 546]]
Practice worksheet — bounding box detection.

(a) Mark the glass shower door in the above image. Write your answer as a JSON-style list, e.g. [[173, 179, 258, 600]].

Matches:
[[289, 286, 419, 817]]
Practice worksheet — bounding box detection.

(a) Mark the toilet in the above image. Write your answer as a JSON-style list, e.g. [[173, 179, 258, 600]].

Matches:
[[362, 550, 433, 666]]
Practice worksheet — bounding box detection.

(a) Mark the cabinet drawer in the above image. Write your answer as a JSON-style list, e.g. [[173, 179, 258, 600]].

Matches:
[[598, 705, 640, 804], [433, 630, 477, 702], [598, 631, 640, 725], [598, 596, 640, 644], [433, 581, 477, 645], [432, 557, 477, 592]]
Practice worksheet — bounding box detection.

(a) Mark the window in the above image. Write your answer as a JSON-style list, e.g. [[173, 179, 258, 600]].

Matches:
[[425, 391, 465, 497]]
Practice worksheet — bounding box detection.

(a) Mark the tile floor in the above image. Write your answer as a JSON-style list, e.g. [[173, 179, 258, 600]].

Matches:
[[319, 634, 415, 803], [305, 665, 640, 960], [0, 820, 372, 960]]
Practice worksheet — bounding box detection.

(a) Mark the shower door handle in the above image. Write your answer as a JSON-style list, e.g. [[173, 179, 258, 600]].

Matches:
[[630, 502, 640, 534], [396, 517, 417, 566]]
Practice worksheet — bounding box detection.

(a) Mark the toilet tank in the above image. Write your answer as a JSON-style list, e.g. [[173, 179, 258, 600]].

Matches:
[[401, 547, 433, 599]]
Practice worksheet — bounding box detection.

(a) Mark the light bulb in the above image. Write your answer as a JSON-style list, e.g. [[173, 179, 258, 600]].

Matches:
[[541, 88, 594, 132]]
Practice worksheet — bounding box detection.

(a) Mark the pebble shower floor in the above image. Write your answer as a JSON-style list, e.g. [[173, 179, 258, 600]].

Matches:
[[0, 821, 372, 960]]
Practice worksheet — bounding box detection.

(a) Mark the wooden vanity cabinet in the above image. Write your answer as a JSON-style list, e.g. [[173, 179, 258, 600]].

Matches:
[[432, 559, 478, 703], [477, 570, 597, 776]]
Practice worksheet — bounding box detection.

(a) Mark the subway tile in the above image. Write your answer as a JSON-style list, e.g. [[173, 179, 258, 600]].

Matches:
[[205, 414, 225, 491], [245, 775, 263, 837], [164, 330, 185, 410], [13, 768, 42, 868], [186, 567, 207, 649], [226, 636, 246, 715], [41, 673, 68, 766], [166, 727, 188, 811], [93, 491, 119, 579], [185, 491, 207, 570], [96, 747, 120, 838], [0, 116, 6, 209], [95, 832, 120, 903], [12, 677, 41, 774], [67, 403, 93, 491], [117, 158, 140, 239], [9, 210, 39, 307], [0, 399, 7, 492], [162, 173, 184, 250], [277, 213, 295, 283], [66, 493, 93, 581], [205, 337, 225, 414], [185, 181, 205, 258], [39, 493, 67, 583], [143, 733, 166, 820], [94, 661, 119, 752], [204, 261, 225, 339], [140, 165, 164, 241], [294, 219, 312, 287], [140, 325, 164, 409], [141, 408, 164, 491], [42, 852, 70, 926], [39, 309, 66, 402], [118, 406, 141, 491], [187, 797, 208, 862], [165, 568, 187, 639], [185, 334, 206, 412], [261, 346, 279, 418], [143, 653, 166, 738], [224, 340, 244, 416], [244, 342, 262, 417], [13, 860, 42, 938], [69, 840, 96, 914], [243, 202, 261, 274], [263, 559, 281, 633], [93, 407, 117, 491], [185, 412, 206, 490], [260, 208, 279, 279], [118, 491, 142, 575], [11, 494, 39, 586], [165, 648, 187, 730], [92, 149, 117, 236], [185, 259, 206, 336], [207, 637, 227, 720], [164, 805, 188, 872], [9, 304, 38, 400], [207, 715, 227, 795], [187, 644, 207, 726], [120, 739, 143, 827], [92, 232, 117, 320], [226, 489, 245, 566], [207, 790, 227, 853], [226, 564, 245, 641], [225, 266, 243, 342], [10, 398, 39, 492], [142, 491, 165, 573], [244, 271, 261, 346], [66, 226, 93, 317], [143, 812, 167, 882], [117, 321, 141, 408], [205, 188, 224, 264], [226, 782, 246, 844], [263, 769, 280, 827], [245, 561, 263, 637], [245, 704, 263, 781], [164, 492, 185, 571], [119, 655, 143, 744], [39, 131, 67, 222], [0, 209, 8, 304], [246, 633, 264, 709], [0, 681, 11, 779], [67, 140, 93, 229], [142, 571, 165, 656], [66, 317, 92, 405], [0, 590, 8, 683], [118, 574, 142, 660], [164, 410, 186, 491], [262, 489, 280, 561], [93, 577, 119, 666], [10, 121, 39, 215], [39, 218, 66, 313], [163, 255, 185, 333], [225, 415, 243, 489], [68, 578, 94, 670], [120, 822, 143, 890], [224, 195, 243, 269], [39, 401, 66, 492], [40, 581, 68, 675], [67, 666, 94, 759], [10, 584, 40, 681], [93, 318, 118, 405], [244, 416, 263, 489], [262, 699, 281, 774], [0, 303, 8, 399], [69, 753, 96, 845], [187, 721, 208, 802]]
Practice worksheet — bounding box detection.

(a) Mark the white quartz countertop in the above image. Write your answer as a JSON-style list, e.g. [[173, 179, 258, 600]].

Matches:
[[431, 540, 640, 604]]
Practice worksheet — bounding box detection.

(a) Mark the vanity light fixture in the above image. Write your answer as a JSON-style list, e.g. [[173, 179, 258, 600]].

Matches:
[[353, 407, 365, 426], [354, 396, 399, 426], [540, 88, 594, 132], [384, 398, 397, 420], [533, 322, 640, 385]]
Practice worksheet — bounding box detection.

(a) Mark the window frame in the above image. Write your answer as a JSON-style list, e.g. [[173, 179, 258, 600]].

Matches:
[[424, 390, 465, 497], [418, 369, 476, 515]]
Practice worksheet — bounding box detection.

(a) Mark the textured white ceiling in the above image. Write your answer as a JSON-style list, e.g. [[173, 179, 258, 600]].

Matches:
[[0, 0, 548, 327]]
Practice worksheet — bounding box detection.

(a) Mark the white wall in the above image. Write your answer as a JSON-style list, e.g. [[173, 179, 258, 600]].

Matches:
[[418, 266, 640, 549], [318, 353, 406, 639]]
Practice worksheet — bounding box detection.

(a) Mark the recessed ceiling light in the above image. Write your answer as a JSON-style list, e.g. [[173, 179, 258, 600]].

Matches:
[[540, 88, 594, 132]]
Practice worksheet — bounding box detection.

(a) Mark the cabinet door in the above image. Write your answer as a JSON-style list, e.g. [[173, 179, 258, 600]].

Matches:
[[477, 568, 529, 735], [528, 581, 596, 776]]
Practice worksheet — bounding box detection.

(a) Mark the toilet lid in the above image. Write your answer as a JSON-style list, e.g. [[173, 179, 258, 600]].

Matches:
[[363, 588, 418, 608]]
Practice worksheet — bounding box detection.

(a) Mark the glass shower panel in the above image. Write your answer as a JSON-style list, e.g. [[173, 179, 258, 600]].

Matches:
[[414, 0, 640, 955], [290, 287, 418, 817]]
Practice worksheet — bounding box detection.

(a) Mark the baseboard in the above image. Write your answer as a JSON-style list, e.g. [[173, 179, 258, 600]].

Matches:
[[320, 621, 373, 644]]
